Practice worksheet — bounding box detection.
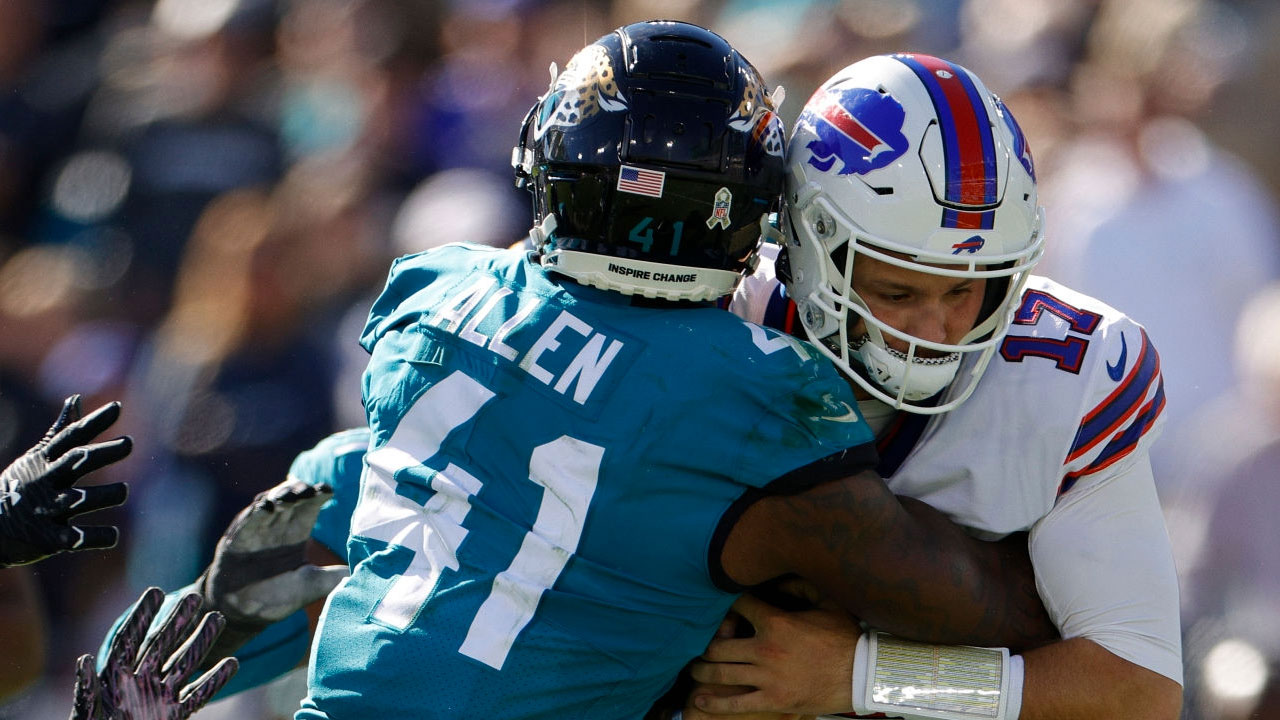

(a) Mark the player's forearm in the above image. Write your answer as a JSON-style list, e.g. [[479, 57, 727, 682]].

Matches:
[[888, 495, 1056, 649], [1020, 637, 1182, 720], [728, 473, 1057, 649]]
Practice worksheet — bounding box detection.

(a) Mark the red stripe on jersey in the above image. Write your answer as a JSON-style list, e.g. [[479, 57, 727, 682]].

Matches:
[[1066, 331, 1159, 464], [1058, 382, 1166, 494]]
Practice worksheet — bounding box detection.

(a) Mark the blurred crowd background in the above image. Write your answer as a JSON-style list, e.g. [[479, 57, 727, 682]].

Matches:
[[1, 0, 1278, 718]]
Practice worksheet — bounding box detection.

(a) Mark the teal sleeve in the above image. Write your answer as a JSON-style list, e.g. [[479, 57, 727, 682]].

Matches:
[[96, 584, 311, 700], [209, 610, 311, 698], [294, 427, 367, 562], [93, 430, 370, 699]]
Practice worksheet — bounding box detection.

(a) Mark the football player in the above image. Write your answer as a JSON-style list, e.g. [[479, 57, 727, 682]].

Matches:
[[685, 54, 1181, 720], [95, 25, 1063, 720], [294, 21, 1057, 720]]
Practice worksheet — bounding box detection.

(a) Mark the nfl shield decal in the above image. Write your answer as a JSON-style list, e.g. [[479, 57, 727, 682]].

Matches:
[[798, 87, 910, 175], [706, 187, 733, 229]]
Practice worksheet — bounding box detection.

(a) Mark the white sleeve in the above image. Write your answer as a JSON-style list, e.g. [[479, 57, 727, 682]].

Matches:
[[729, 243, 781, 324], [1028, 452, 1183, 684]]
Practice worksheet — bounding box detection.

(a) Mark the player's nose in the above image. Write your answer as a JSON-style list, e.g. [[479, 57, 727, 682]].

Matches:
[[907, 304, 949, 346]]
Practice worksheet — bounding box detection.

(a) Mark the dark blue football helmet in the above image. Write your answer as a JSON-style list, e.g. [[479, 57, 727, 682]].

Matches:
[[513, 20, 786, 301]]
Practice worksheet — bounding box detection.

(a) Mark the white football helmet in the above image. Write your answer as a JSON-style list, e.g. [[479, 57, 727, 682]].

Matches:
[[782, 53, 1044, 414]]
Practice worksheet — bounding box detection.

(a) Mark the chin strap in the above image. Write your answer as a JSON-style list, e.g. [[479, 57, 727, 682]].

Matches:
[[854, 338, 961, 403]]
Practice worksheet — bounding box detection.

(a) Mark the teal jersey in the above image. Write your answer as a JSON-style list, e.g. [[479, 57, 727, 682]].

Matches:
[[95, 430, 370, 702], [299, 244, 873, 720], [294, 427, 369, 560]]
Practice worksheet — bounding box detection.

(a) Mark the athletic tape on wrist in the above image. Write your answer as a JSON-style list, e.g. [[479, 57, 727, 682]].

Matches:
[[849, 631, 1023, 720]]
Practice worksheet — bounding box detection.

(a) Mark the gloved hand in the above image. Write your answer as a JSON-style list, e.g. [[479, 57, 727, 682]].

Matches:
[[196, 478, 349, 661], [69, 587, 238, 720], [0, 395, 132, 567]]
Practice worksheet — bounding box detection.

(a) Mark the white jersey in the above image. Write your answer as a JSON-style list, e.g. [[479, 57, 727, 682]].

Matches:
[[732, 246, 1183, 683]]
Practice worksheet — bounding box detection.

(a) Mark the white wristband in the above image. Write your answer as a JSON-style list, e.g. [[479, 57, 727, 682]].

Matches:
[[1006, 654, 1024, 720], [852, 632, 872, 714], [849, 631, 1023, 720]]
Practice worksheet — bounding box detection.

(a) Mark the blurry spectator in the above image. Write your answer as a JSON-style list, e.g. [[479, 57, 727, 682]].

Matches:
[[122, 179, 345, 594], [1178, 284, 1280, 720], [1037, 0, 1280, 502], [275, 0, 441, 193], [0, 246, 84, 458], [330, 166, 527, 428], [73, 0, 284, 325], [404, 0, 543, 178], [0, 0, 107, 253], [389, 167, 525, 256], [953, 0, 1095, 92]]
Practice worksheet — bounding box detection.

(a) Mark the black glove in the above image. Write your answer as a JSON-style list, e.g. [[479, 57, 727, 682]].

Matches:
[[196, 478, 348, 662], [0, 395, 133, 567], [69, 587, 239, 720]]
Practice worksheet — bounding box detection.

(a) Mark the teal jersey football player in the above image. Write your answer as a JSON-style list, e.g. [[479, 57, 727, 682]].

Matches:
[[297, 242, 874, 719], [295, 21, 1053, 720]]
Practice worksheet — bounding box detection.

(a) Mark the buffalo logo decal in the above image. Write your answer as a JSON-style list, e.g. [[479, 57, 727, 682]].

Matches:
[[799, 87, 909, 175], [951, 235, 985, 254]]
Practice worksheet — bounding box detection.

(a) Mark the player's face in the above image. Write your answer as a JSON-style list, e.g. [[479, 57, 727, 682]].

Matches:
[[849, 251, 986, 357]]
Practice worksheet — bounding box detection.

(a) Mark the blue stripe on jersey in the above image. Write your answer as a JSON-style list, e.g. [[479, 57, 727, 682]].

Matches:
[[1068, 329, 1159, 461], [1059, 378, 1165, 495], [762, 283, 793, 333]]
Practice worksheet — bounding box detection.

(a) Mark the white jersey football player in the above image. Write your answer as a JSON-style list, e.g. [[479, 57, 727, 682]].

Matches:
[[687, 54, 1181, 720]]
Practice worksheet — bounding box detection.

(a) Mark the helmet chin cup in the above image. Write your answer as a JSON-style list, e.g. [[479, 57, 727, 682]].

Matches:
[[855, 340, 961, 403]]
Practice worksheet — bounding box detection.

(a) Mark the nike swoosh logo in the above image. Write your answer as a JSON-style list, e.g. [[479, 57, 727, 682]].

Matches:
[[1106, 332, 1128, 381], [820, 401, 862, 423]]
